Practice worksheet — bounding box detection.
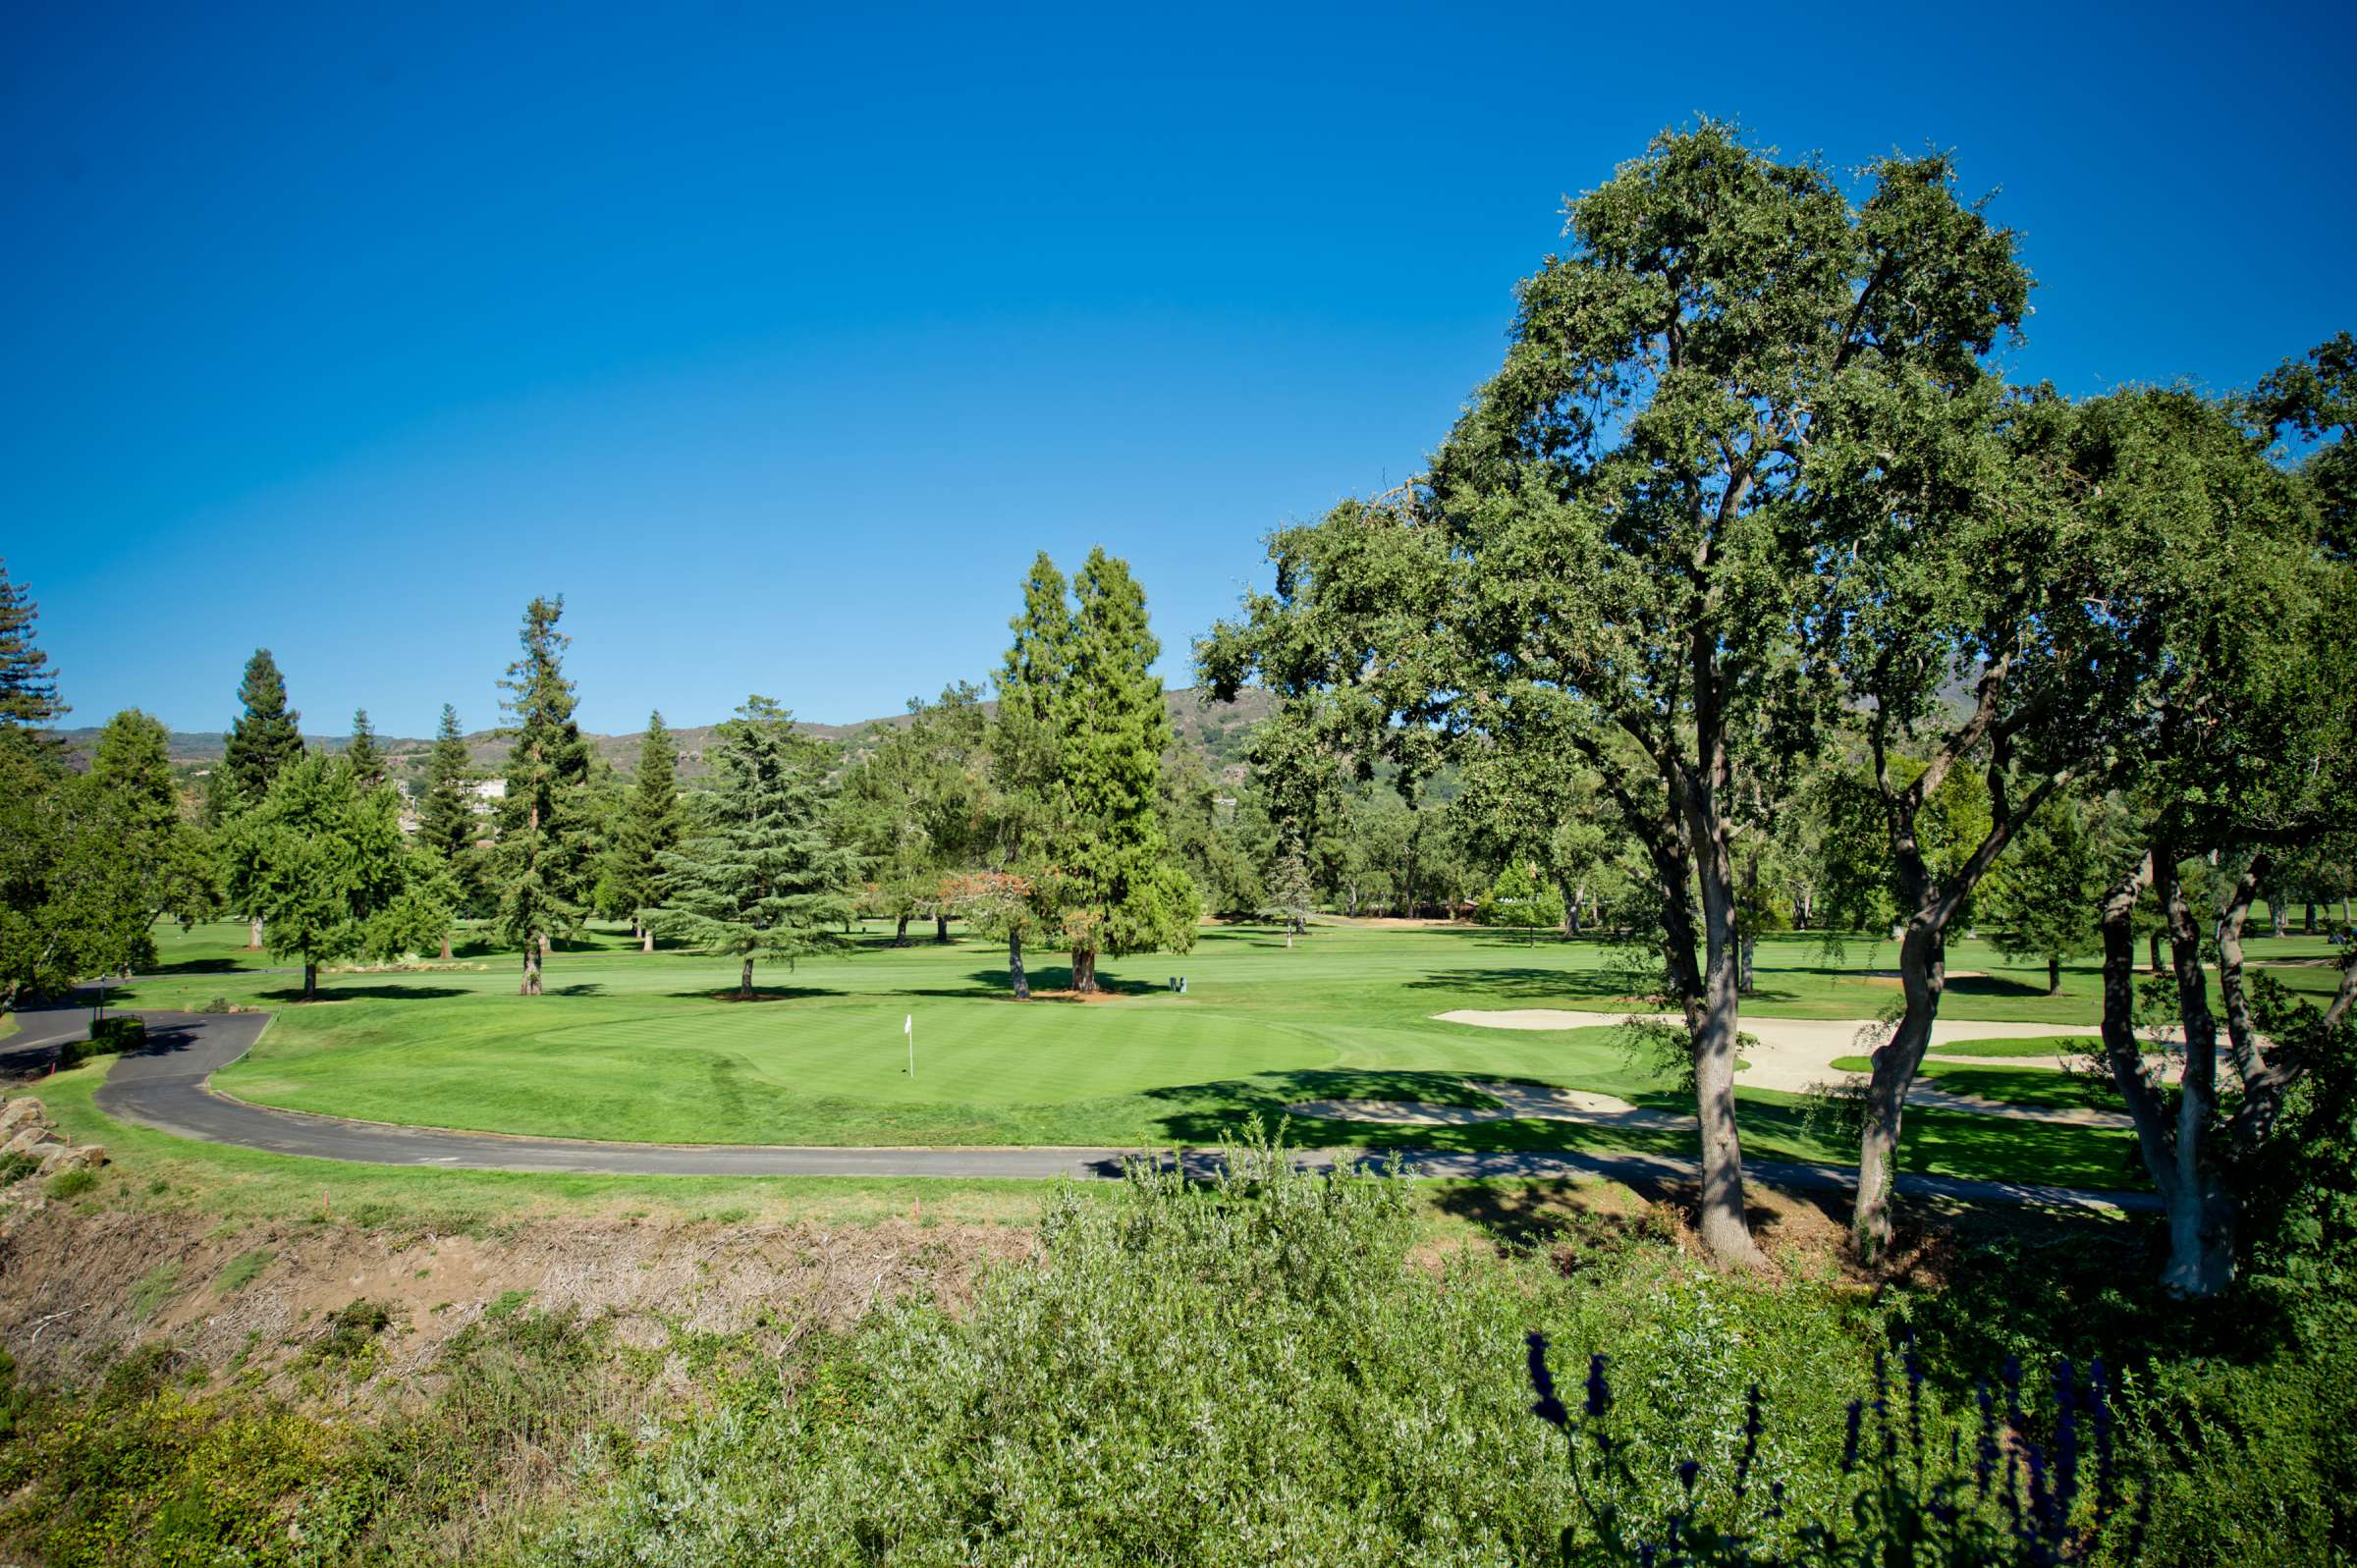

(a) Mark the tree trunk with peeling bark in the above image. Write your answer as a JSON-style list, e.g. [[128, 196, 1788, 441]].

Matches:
[[521, 941, 542, 997], [248, 917, 263, 950]]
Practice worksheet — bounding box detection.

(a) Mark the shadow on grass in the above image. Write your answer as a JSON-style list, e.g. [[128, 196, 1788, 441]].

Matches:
[[670, 986, 839, 1003], [255, 984, 470, 1003], [959, 968, 1170, 998]]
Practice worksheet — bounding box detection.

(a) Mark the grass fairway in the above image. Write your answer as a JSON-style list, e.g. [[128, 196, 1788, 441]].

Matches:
[[87, 916, 2347, 1192]]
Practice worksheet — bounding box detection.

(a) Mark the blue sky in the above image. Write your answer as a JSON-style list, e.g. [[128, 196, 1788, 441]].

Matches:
[[6, 0, 2350, 737]]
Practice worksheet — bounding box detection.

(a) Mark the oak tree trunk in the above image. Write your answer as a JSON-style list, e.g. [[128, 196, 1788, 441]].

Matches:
[[893, 914, 909, 947], [1686, 841, 1766, 1271], [1854, 917, 1945, 1260], [1008, 929, 1028, 1000], [248, 917, 263, 950], [934, 913, 950, 944], [521, 941, 543, 997], [1070, 946, 1098, 995]]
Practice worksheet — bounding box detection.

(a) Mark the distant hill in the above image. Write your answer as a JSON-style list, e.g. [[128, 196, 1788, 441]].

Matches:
[[56, 685, 1277, 786]]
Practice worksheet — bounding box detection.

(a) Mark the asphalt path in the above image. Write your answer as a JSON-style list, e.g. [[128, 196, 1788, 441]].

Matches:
[[27, 1007, 2158, 1213]]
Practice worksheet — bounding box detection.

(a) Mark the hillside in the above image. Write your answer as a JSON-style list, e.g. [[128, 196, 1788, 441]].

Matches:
[[57, 685, 1277, 784]]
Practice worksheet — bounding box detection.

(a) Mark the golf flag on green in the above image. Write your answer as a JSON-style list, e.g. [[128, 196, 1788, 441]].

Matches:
[[904, 1013, 913, 1079]]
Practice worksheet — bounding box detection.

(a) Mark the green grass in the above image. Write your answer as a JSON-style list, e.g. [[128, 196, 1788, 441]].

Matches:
[[214, 1249, 273, 1296], [49, 915, 2264, 1195], [1828, 1054, 2122, 1113], [1933, 1034, 2139, 1058]]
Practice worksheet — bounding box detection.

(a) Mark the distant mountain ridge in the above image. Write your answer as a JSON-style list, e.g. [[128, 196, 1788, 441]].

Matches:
[[57, 686, 1276, 783]]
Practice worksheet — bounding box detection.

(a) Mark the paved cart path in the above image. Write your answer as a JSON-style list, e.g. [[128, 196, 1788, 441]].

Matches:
[[23, 1008, 2161, 1214]]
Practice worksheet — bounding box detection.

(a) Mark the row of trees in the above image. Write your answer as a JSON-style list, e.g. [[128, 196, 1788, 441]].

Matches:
[[1200, 121, 2356, 1291]]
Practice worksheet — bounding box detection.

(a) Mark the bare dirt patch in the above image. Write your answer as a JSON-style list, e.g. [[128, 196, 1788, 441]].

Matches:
[[0, 1200, 1027, 1393]]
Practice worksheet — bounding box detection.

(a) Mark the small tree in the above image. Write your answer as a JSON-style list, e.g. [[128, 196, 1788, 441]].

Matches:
[[225, 754, 445, 1000], [413, 703, 482, 952], [597, 712, 682, 952], [345, 708, 386, 786], [1476, 861, 1563, 945], [1978, 793, 2103, 994], [90, 710, 218, 940], [645, 697, 855, 1000], [1267, 842, 1314, 945]]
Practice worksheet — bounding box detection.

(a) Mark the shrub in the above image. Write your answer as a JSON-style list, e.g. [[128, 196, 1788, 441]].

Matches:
[[45, 1167, 94, 1200]]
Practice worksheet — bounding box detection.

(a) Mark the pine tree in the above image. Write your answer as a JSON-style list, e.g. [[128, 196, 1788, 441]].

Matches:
[[346, 708, 386, 786], [414, 704, 480, 956], [493, 597, 593, 996], [223, 754, 445, 1000], [222, 649, 303, 805], [1054, 548, 1198, 992], [221, 649, 303, 946], [599, 712, 681, 953], [1979, 794, 2105, 994], [0, 559, 64, 734], [645, 697, 854, 999]]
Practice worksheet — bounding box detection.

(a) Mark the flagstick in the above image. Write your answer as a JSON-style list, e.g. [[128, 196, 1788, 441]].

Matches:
[[904, 1013, 914, 1080]]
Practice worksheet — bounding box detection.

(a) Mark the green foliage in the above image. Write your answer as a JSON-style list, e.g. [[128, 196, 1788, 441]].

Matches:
[[1978, 794, 2104, 987], [415, 703, 486, 914], [1476, 860, 1564, 938], [45, 1166, 94, 1200], [494, 597, 596, 990], [595, 711, 682, 929], [346, 707, 386, 786], [1, 738, 171, 1003], [223, 753, 445, 996], [644, 697, 855, 993], [0, 558, 64, 731], [220, 648, 302, 811], [1053, 548, 1199, 977]]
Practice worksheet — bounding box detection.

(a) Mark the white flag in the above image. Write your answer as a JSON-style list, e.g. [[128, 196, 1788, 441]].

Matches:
[[904, 1014, 912, 1036]]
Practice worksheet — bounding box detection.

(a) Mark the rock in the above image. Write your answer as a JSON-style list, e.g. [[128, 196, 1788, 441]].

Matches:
[[2, 1125, 59, 1159], [0, 1099, 47, 1136]]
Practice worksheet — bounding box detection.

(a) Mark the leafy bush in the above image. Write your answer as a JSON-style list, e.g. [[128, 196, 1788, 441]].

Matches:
[[45, 1167, 94, 1200], [543, 1135, 1876, 1566]]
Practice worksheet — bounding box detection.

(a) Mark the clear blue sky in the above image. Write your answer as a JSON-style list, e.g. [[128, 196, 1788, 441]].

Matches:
[[6, 0, 2350, 738]]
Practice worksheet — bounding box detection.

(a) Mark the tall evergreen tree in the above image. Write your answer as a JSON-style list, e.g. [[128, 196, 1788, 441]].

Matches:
[[1054, 548, 1198, 992], [221, 648, 303, 946], [0, 559, 64, 734], [494, 597, 593, 996], [597, 712, 682, 953], [346, 708, 386, 786], [222, 649, 303, 804], [644, 697, 855, 999], [982, 554, 1077, 998], [414, 704, 481, 957]]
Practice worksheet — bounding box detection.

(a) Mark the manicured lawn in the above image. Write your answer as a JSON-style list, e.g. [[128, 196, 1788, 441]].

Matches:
[[85, 915, 2341, 1192], [1828, 1054, 2120, 1112]]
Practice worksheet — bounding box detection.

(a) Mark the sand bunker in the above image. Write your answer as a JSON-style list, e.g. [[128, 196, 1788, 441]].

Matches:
[[1433, 1008, 1615, 1031]]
